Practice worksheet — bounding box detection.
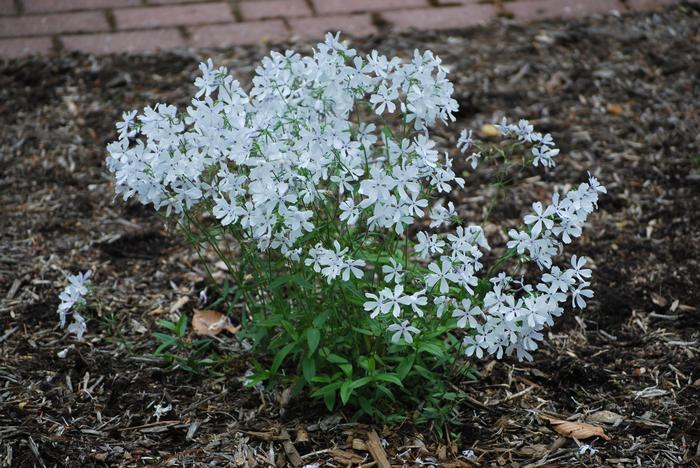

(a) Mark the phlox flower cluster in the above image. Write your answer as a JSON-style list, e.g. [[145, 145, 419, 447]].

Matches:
[[106, 33, 605, 364], [57, 271, 92, 339], [460, 172, 606, 361]]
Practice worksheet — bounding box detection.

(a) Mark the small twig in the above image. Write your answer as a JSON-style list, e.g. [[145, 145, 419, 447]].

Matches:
[[648, 312, 679, 321], [117, 420, 180, 431], [27, 437, 46, 468], [499, 384, 536, 403], [0, 327, 18, 344], [300, 448, 332, 460]]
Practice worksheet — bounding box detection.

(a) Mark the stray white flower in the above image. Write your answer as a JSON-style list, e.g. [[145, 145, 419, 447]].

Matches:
[[153, 402, 172, 421], [457, 129, 473, 153], [57, 270, 92, 340], [578, 443, 597, 455]]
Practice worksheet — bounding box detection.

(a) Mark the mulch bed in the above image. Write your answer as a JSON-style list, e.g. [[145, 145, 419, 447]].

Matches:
[[2, 5, 700, 467]]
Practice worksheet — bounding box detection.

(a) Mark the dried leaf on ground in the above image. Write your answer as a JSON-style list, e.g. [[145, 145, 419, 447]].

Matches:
[[192, 309, 239, 336], [544, 417, 610, 440]]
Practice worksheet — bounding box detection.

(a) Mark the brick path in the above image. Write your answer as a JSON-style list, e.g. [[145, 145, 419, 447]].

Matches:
[[0, 0, 682, 58]]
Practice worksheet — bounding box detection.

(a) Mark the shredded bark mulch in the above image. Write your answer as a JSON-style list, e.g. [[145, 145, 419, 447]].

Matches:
[[1, 6, 700, 467]]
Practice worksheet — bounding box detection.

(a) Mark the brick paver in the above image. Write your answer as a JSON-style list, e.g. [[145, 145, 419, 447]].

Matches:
[[289, 13, 376, 40], [0, 0, 17, 15], [0, 11, 109, 38], [188, 20, 288, 48], [23, 0, 140, 14], [0, 36, 53, 57], [62, 28, 185, 54], [239, 0, 312, 20], [0, 0, 683, 58], [384, 5, 495, 32], [311, 0, 429, 15], [114, 3, 233, 30]]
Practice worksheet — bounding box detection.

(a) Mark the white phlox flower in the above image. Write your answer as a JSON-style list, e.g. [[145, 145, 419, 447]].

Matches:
[[57, 270, 92, 340], [388, 320, 421, 344]]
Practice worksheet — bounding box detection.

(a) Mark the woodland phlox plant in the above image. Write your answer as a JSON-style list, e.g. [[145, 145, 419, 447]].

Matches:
[[57, 271, 92, 340], [106, 33, 605, 421]]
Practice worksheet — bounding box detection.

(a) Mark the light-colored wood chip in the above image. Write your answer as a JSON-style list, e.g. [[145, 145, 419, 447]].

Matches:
[[367, 430, 390, 468]]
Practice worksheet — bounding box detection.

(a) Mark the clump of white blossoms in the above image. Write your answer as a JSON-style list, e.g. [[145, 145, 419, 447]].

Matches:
[[57, 271, 92, 340], [106, 33, 605, 413]]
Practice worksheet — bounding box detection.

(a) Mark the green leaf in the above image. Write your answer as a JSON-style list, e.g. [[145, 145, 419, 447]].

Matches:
[[257, 316, 282, 328], [340, 380, 353, 404], [412, 364, 436, 380], [381, 125, 394, 139], [359, 356, 376, 373], [396, 354, 415, 380], [269, 275, 292, 291], [153, 332, 177, 346], [323, 390, 336, 411], [358, 396, 376, 417], [312, 312, 330, 328], [270, 342, 296, 375], [176, 313, 188, 338], [326, 353, 349, 364], [373, 373, 403, 387], [157, 320, 177, 332], [375, 384, 395, 401], [311, 374, 331, 384], [244, 371, 269, 387], [292, 275, 313, 289], [339, 282, 365, 304], [339, 363, 353, 377], [306, 328, 321, 355], [349, 376, 373, 390], [311, 381, 342, 398], [155, 340, 175, 355], [282, 320, 300, 341], [302, 356, 316, 383], [418, 341, 445, 358]]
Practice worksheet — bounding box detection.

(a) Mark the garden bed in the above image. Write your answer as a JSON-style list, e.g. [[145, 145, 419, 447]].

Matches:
[[1, 6, 699, 467]]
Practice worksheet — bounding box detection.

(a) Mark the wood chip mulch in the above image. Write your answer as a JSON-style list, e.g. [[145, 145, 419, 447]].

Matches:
[[1, 6, 700, 467]]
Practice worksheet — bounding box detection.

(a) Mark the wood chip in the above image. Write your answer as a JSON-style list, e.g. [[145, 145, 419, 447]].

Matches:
[[366, 430, 390, 468], [352, 438, 368, 451], [329, 449, 365, 465], [295, 428, 309, 443], [280, 429, 302, 467], [587, 410, 623, 426], [606, 102, 624, 115], [169, 295, 189, 314]]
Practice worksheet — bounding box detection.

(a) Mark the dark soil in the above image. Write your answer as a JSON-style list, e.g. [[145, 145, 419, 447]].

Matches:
[[2, 5, 700, 467]]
